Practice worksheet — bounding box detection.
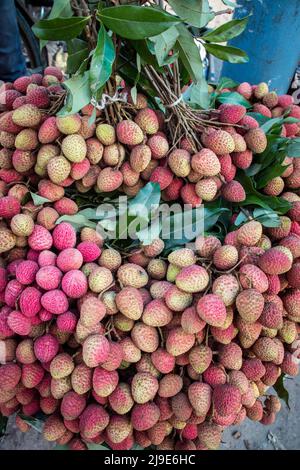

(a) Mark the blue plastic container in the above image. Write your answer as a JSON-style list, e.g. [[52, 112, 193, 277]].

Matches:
[[221, 0, 300, 93]]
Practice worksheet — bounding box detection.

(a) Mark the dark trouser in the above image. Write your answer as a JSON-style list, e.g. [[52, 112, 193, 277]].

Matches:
[[0, 0, 26, 82]]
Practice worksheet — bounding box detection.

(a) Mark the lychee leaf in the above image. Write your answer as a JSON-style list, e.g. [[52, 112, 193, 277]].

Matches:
[[286, 138, 300, 157], [253, 208, 281, 228], [90, 25, 116, 94], [216, 76, 239, 91], [58, 72, 91, 116], [98, 6, 181, 40], [203, 43, 249, 64], [30, 192, 51, 206], [217, 92, 251, 108], [128, 182, 161, 222], [273, 374, 290, 409], [202, 16, 248, 43], [168, 0, 214, 28], [56, 214, 97, 231], [149, 26, 179, 67], [175, 24, 204, 84], [33, 17, 90, 41]]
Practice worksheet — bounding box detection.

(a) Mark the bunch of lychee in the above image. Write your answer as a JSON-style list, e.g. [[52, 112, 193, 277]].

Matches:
[[2, 71, 293, 208], [0, 198, 300, 450]]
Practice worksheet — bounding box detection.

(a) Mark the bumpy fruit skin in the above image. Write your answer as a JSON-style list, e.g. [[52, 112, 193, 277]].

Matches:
[[222, 181, 246, 202], [131, 402, 160, 431], [34, 334, 59, 363], [82, 334, 110, 367], [117, 120, 144, 145], [135, 108, 159, 135], [236, 289, 265, 323], [191, 149, 220, 176], [79, 404, 109, 438], [142, 299, 172, 327], [175, 265, 209, 293], [258, 246, 293, 275], [166, 327, 195, 356], [219, 104, 246, 124], [213, 384, 241, 416]]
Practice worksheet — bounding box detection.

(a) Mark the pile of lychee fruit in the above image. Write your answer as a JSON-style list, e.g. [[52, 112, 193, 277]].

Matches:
[[0, 67, 300, 450]]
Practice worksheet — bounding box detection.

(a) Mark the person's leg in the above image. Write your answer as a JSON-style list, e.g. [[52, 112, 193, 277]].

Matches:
[[0, 0, 27, 82]]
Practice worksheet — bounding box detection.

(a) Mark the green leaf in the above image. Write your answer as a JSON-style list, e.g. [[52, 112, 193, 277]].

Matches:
[[98, 6, 181, 40], [58, 72, 91, 116], [163, 204, 229, 250], [175, 24, 204, 83], [87, 443, 111, 450], [31, 192, 51, 206], [202, 17, 248, 42], [217, 91, 251, 107], [260, 117, 284, 133], [130, 40, 161, 69], [246, 112, 269, 126], [66, 39, 89, 74], [253, 208, 281, 227], [150, 26, 179, 67], [90, 25, 115, 94], [204, 43, 249, 63], [287, 138, 300, 157], [33, 17, 90, 41], [40, 0, 73, 49], [234, 211, 248, 227], [19, 414, 44, 433], [48, 0, 72, 19], [256, 163, 288, 189], [128, 182, 161, 222], [273, 374, 290, 409], [56, 214, 97, 230], [168, 0, 214, 28], [237, 173, 292, 214], [216, 76, 239, 91], [183, 80, 210, 109]]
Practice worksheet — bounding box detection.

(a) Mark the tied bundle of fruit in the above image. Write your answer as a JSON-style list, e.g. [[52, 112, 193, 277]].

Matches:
[[0, 188, 300, 450]]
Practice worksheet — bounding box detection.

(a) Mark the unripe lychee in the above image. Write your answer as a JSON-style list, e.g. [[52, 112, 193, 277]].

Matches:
[[197, 422, 222, 450], [61, 134, 87, 163], [50, 353, 74, 379], [195, 177, 218, 201], [56, 114, 81, 135], [43, 415, 66, 442], [135, 108, 159, 135], [117, 263, 148, 288], [165, 285, 193, 312], [131, 372, 159, 404], [213, 245, 239, 270], [168, 149, 191, 177], [88, 267, 113, 293], [189, 345, 212, 374], [12, 104, 42, 127], [47, 155, 71, 184], [80, 297, 106, 327]]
